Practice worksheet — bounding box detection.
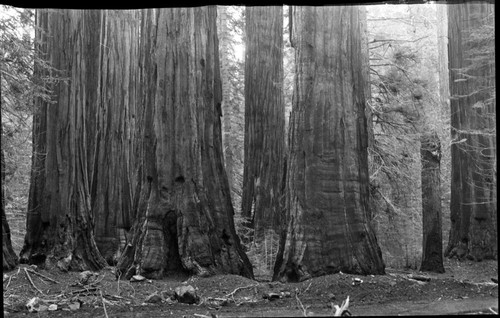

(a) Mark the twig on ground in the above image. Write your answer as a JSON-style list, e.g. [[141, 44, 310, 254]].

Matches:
[[25, 268, 60, 284], [116, 267, 122, 295], [193, 314, 212, 318], [489, 307, 497, 315], [24, 268, 44, 294], [68, 287, 99, 295], [5, 268, 20, 290], [225, 283, 260, 299], [303, 282, 312, 293], [333, 296, 350, 317], [100, 289, 109, 318], [295, 291, 308, 317]]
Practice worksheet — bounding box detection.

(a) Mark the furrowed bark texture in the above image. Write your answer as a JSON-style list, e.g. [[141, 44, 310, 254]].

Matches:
[[274, 6, 385, 282], [2, 112, 18, 270], [445, 2, 497, 261], [20, 9, 107, 271], [242, 6, 285, 240], [117, 7, 253, 280], [92, 10, 141, 264], [217, 6, 235, 205], [420, 132, 444, 273]]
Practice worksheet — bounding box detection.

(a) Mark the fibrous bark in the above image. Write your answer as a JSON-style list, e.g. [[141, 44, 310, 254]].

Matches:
[[117, 7, 253, 280], [92, 10, 141, 264], [217, 6, 235, 203], [20, 9, 107, 271], [273, 6, 385, 282], [445, 2, 496, 261], [242, 6, 285, 240], [420, 132, 445, 273]]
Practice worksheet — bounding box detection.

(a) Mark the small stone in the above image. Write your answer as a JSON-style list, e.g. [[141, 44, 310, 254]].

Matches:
[[389, 281, 397, 286], [328, 293, 336, 300], [145, 293, 162, 304], [131, 274, 146, 282], [174, 285, 199, 304], [161, 290, 175, 300], [48, 304, 58, 311], [37, 305, 48, 312], [68, 302, 81, 310], [79, 271, 94, 284]]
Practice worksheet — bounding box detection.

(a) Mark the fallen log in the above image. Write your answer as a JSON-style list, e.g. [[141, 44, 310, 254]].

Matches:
[[408, 274, 431, 282]]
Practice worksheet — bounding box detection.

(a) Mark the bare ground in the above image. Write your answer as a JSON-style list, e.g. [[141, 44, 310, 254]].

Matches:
[[3, 258, 498, 317]]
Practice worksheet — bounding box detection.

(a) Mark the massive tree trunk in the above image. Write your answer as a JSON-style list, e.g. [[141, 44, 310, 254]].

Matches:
[[92, 10, 141, 265], [445, 2, 496, 261], [420, 132, 445, 273], [241, 6, 285, 240], [117, 7, 253, 280], [273, 6, 385, 282], [20, 9, 107, 271], [2, 104, 18, 270]]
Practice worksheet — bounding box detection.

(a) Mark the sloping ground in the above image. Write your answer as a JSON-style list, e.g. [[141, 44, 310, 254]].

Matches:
[[3, 258, 497, 317]]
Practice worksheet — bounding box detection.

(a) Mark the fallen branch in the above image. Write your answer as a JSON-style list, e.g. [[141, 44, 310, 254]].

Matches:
[[68, 287, 99, 295], [100, 289, 109, 318], [225, 283, 259, 299], [5, 268, 20, 290], [489, 307, 497, 314], [303, 282, 312, 293], [333, 296, 351, 317], [24, 268, 44, 294], [25, 268, 60, 284], [408, 274, 431, 282], [295, 291, 308, 317]]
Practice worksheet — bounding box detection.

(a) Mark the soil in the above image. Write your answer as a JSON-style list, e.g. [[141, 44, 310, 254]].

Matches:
[[3, 258, 498, 317]]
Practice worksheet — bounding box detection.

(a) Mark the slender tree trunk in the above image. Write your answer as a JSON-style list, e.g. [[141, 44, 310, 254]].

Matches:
[[217, 6, 235, 204], [273, 6, 385, 282], [242, 6, 285, 240], [2, 101, 18, 270], [420, 132, 445, 273], [92, 10, 141, 265], [445, 2, 496, 261], [117, 7, 253, 280], [20, 9, 107, 271]]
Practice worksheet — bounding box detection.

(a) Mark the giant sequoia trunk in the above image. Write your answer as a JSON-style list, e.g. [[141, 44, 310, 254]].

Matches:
[[92, 10, 141, 264], [20, 9, 107, 271], [117, 7, 253, 280], [445, 2, 497, 261], [242, 6, 285, 240], [420, 132, 445, 273], [273, 6, 385, 282]]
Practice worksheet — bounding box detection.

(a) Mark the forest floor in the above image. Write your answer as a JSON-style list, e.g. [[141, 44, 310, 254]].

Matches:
[[3, 258, 498, 317]]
